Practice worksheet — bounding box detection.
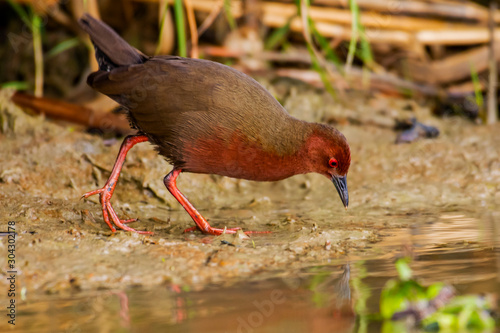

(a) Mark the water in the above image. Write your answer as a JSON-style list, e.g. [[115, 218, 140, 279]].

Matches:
[[11, 212, 500, 332]]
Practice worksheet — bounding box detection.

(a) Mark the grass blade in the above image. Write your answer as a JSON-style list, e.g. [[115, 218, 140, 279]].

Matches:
[[223, 0, 236, 30], [470, 62, 484, 116], [46, 37, 80, 58], [1, 81, 29, 90], [32, 11, 44, 97], [300, 0, 337, 98], [307, 44, 337, 97], [346, 0, 359, 71], [310, 22, 342, 70], [7, 0, 31, 28], [155, 0, 170, 55], [347, 0, 373, 69], [174, 0, 187, 57], [265, 16, 293, 50]]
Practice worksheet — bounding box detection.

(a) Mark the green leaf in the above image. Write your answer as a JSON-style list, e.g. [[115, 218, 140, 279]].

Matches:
[[470, 62, 484, 108], [1, 81, 29, 90], [381, 319, 410, 333], [380, 279, 408, 319], [395, 258, 412, 281], [422, 294, 496, 330], [422, 313, 456, 331], [426, 282, 445, 300], [265, 17, 294, 50], [380, 278, 427, 319], [46, 38, 80, 58]]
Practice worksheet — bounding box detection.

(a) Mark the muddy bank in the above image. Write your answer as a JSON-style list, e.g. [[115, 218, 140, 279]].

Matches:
[[0, 86, 498, 296]]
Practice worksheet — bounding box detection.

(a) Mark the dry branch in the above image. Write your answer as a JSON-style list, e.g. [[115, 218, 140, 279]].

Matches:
[[263, 2, 463, 31], [312, 0, 500, 23], [200, 45, 440, 97], [276, 66, 440, 97], [134, 0, 500, 47], [407, 42, 500, 85], [11, 92, 134, 135], [129, 0, 498, 108]]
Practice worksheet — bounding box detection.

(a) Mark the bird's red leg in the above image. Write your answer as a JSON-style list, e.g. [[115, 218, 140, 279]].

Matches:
[[164, 169, 270, 235], [82, 135, 153, 235]]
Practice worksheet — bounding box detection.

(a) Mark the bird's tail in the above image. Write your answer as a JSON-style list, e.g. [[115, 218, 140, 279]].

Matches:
[[78, 14, 147, 71]]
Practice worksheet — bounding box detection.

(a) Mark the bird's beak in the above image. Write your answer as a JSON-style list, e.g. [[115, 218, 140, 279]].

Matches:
[[332, 175, 349, 208]]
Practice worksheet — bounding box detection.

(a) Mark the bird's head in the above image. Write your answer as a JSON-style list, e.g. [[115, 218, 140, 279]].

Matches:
[[305, 124, 351, 208]]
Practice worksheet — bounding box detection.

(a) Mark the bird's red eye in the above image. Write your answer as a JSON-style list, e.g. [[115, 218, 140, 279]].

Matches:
[[329, 158, 338, 168]]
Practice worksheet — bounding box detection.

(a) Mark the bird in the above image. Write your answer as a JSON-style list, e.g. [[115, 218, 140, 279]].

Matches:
[[79, 14, 351, 236]]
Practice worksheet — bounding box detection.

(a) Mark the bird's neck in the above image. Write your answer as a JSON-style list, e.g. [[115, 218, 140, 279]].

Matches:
[[254, 119, 331, 180]]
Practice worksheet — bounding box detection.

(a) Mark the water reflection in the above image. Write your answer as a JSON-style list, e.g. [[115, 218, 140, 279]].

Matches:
[[10, 213, 500, 332]]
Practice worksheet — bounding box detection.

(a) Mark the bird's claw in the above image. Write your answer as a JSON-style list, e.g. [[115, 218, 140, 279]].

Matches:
[[83, 184, 152, 235]]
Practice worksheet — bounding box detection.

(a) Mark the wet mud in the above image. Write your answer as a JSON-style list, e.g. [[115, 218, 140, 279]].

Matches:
[[0, 85, 498, 307]]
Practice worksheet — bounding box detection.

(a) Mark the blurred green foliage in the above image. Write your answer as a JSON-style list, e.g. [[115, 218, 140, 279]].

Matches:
[[380, 258, 497, 332]]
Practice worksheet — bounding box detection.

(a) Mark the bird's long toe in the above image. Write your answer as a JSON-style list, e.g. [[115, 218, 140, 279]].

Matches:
[[83, 186, 150, 234], [106, 202, 153, 235], [81, 187, 105, 199], [120, 218, 139, 224], [184, 225, 270, 236]]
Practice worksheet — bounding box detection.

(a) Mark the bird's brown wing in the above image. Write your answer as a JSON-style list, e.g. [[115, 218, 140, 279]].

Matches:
[[88, 56, 309, 169]]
